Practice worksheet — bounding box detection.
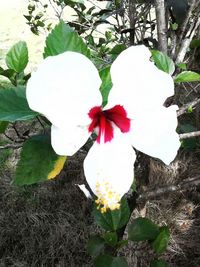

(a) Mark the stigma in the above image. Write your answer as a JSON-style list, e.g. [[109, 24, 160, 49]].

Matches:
[[88, 105, 130, 143], [95, 180, 121, 213]]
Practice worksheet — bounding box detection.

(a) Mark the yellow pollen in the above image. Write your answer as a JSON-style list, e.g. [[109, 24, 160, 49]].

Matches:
[[95, 180, 121, 213]]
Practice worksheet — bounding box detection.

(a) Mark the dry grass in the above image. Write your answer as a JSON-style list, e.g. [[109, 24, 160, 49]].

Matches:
[[0, 151, 98, 267]]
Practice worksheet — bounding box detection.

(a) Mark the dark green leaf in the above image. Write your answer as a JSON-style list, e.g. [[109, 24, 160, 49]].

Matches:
[[190, 39, 200, 49], [103, 232, 118, 246], [110, 44, 126, 55], [44, 20, 90, 58], [93, 198, 130, 231], [99, 66, 112, 106], [0, 121, 9, 133], [86, 235, 105, 257], [94, 255, 128, 267], [174, 71, 200, 83], [116, 239, 129, 249], [0, 87, 38, 122], [111, 257, 128, 267], [15, 135, 67, 185], [128, 217, 159, 242], [94, 255, 113, 267], [6, 41, 28, 73], [151, 50, 175, 75], [0, 68, 16, 80], [150, 259, 168, 267], [152, 226, 170, 255]]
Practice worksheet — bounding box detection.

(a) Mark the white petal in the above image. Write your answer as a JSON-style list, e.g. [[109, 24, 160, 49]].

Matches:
[[51, 125, 90, 156], [26, 52, 102, 129], [76, 184, 92, 198], [84, 134, 136, 211], [107, 45, 174, 118], [130, 105, 180, 165]]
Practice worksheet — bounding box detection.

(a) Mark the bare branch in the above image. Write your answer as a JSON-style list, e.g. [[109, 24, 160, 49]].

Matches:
[[175, 12, 200, 63], [129, 0, 136, 45], [177, 97, 200, 117], [155, 0, 168, 53], [0, 143, 22, 150], [179, 131, 200, 139], [178, 0, 197, 41], [138, 175, 200, 200]]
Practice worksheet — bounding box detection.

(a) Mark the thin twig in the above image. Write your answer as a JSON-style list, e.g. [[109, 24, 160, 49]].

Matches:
[[175, 12, 200, 64], [138, 175, 200, 200], [179, 131, 200, 139], [0, 143, 22, 150], [177, 97, 200, 117], [178, 0, 197, 42]]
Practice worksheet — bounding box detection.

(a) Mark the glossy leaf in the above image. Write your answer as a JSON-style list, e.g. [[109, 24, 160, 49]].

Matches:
[[151, 50, 175, 75], [128, 217, 159, 242], [152, 226, 170, 255], [110, 44, 126, 56], [174, 71, 200, 83], [15, 135, 67, 185], [0, 87, 38, 122], [44, 20, 90, 58], [93, 198, 130, 231], [86, 235, 105, 257], [6, 41, 28, 73], [103, 232, 118, 247]]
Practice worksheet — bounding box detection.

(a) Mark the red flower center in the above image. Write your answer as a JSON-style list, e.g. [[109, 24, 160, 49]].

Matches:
[[88, 105, 131, 143]]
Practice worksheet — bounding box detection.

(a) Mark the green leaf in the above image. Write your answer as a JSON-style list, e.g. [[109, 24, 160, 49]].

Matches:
[[44, 20, 90, 58], [93, 198, 130, 231], [6, 41, 28, 73], [0, 68, 16, 81], [15, 135, 67, 185], [190, 38, 200, 49], [111, 257, 128, 267], [110, 44, 126, 55], [86, 235, 105, 257], [174, 71, 200, 83], [99, 66, 112, 106], [128, 217, 159, 242], [103, 232, 118, 246], [0, 121, 9, 133], [94, 255, 128, 267], [152, 226, 170, 255], [150, 259, 168, 267], [0, 87, 38, 122], [94, 255, 113, 267], [176, 62, 187, 70], [151, 50, 175, 75]]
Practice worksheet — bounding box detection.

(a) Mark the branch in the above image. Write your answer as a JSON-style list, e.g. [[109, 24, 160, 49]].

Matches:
[[177, 97, 200, 117], [138, 175, 200, 200], [0, 143, 22, 150], [129, 0, 136, 45], [175, 12, 200, 64], [178, 0, 197, 41], [179, 131, 200, 139], [155, 0, 168, 53]]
